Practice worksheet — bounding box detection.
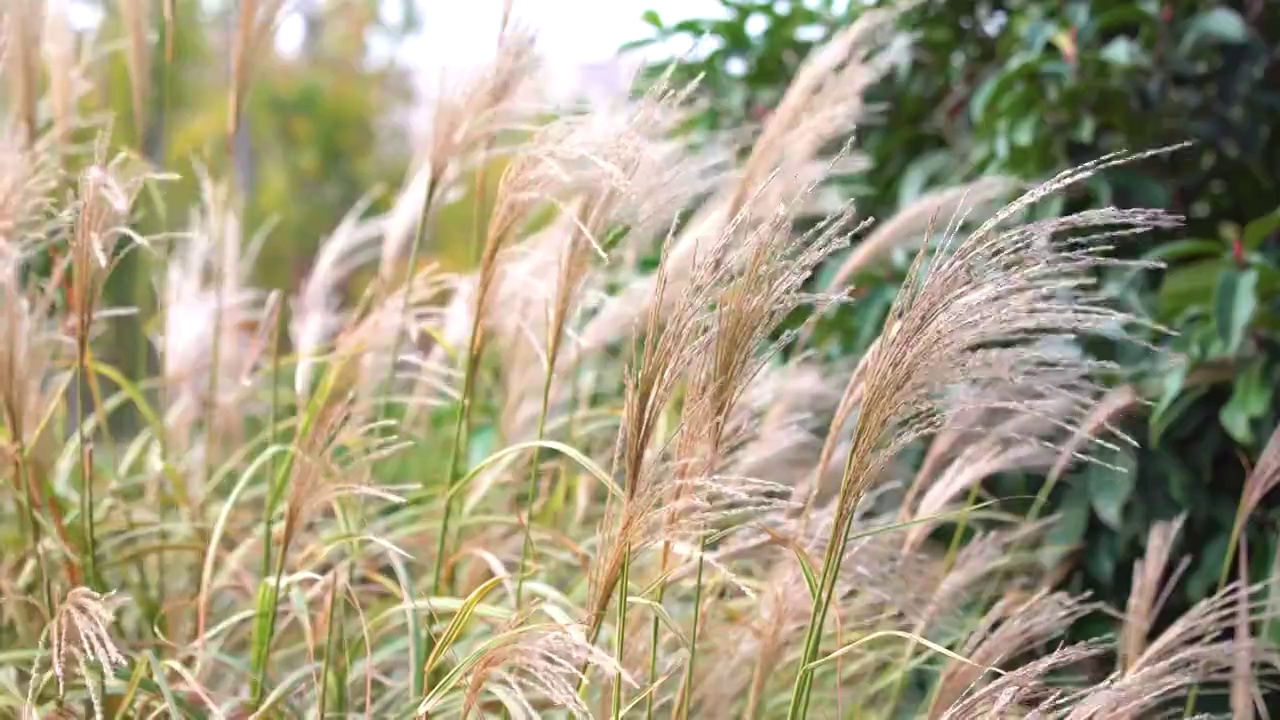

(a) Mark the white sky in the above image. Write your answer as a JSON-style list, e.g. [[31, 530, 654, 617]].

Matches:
[[401, 0, 723, 68], [67, 0, 724, 99]]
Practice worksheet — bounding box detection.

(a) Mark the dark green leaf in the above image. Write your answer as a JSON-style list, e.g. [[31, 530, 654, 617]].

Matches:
[[1242, 208, 1280, 249], [1086, 452, 1136, 531], [1219, 361, 1272, 444], [1140, 239, 1223, 264], [1100, 36, 1147, 67], [1212, 268, 1258, 353], [1150, 367, 1211, 445], [1158, 258, 1224, 319], [1042, 482, 1091, 568], [1179, 8, 1249, 54], [1185, 533, 1230, 603], [466, 424, 497, 473]]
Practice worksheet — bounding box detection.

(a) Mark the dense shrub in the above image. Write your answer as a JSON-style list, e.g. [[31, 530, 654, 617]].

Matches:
[[629, 0, 1280, 637]]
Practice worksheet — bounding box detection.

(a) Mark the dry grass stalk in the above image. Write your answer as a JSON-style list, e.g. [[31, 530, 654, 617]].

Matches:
[[823, 176, 1019, 291], [27, 587, 128, 720], [159, 174, 273, 461], [41, 1, 82, 145], [1231, 541, 1256, 720], [929, 590, 1096, 717], [453, 618, 625, 719], [824, 153, 1180, 534], [565, 7, 905, 366], [1044, 384, 1142, 491], [1119, 514, 1187, 673], [227, 0, 286, 139], [378, 23, 538, 283], [1061, 580, 1279, 719], [116, 0, 151, 139], [3, 0, 42, 145], [1240, 423, 1280, 519]]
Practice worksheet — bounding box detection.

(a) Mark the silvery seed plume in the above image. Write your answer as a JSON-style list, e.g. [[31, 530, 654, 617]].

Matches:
[[721, 362, 837, 491], [279, 396, 409, 568], [1240, 423, 1280, 522], [42, 0, 84, 144], [585, 214, 737, 627], [448, 76, 725, 438], [567, 6, 905, 363], [3, 0, 42, 144], [901, 397, 1077, 550], [440, 619, 624, 720], [824, 176, 1019, 292], [918, 523, 1056, 638], [938, 642, 1111, 720], [702, 507, 937, 719], [675, 191, 860, 483], [1043, 384, 1143, 492], [0, 120, 60, 245], [27, 587, 128, 720], [379, 23, 539, 282], [816, 150, 1181, 562], [1119, 515, 1188, 673], [1059, 580, 1280, 720], [928, 590, 1097, 718], [68, 135, 153, 315], [0, 245, 68, 473], [291, 191, 385, 399], [333, 262, 457, 412], [158, 179, 270, 460]]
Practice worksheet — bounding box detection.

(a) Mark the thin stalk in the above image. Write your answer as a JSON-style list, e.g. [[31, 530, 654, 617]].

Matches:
[[377, 174, 440, 427], [11, 450, 55, 612], [1183, 487, 1253, 717], [18, 442, 80, 590], [788, 501, 858, 720], [249, 335, 333, 709], [676, 546, 707, 720], [744, 646, 770, 720], [514, 362, 555, 607], [884, 479, 984, 717], [432, 356, 475, 594], [76, 291, 97, 589], [202, 237, 226, 503], [612, 546, 632, 720], [317, 574, 340, 720], [249, 321, 282, 644], [644, 545, 670, 720], [575, 550, 627, 700], [251, 519, 293, 706]]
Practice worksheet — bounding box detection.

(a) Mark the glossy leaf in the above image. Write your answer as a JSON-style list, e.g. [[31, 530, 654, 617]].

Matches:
[[1212, 268, 1258, 354], [1220, 361, 1273, 444]]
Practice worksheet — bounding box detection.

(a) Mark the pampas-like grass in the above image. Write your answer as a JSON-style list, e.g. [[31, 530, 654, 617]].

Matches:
[[2, 4, 1278, 719]]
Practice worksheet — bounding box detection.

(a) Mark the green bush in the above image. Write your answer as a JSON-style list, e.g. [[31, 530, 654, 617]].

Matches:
[[629, 0, 1280, 632]]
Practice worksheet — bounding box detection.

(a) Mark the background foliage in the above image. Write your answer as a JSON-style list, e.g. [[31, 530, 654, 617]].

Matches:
[[628, 0, 1280, 634]]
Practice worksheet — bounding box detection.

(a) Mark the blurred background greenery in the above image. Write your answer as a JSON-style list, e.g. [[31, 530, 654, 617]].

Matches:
[[625, 0, 1280, 646]]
